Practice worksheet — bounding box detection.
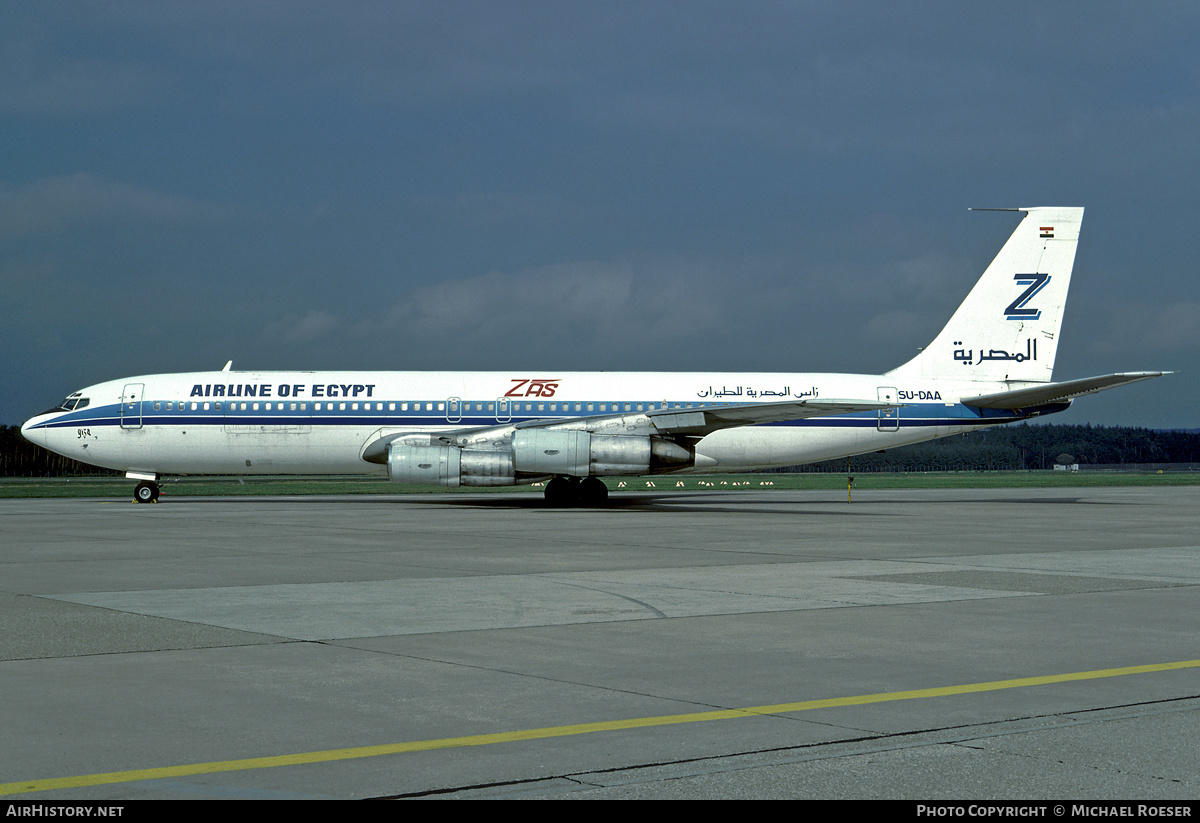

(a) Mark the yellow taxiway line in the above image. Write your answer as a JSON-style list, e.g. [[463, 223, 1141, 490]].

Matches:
[[3, 658, 1198, 796]]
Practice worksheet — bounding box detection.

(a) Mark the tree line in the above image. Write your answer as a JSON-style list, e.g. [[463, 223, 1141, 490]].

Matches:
[[798, 422, 1200, 473], [3, 422, 1198, 478], [0, 425, 120, 476]]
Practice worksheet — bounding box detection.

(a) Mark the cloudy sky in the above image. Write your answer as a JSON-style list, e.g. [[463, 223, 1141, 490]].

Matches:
[[3, 1, 1197, 428]]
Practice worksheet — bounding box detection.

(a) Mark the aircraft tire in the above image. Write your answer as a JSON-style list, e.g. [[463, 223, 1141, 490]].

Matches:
[[543, 476, 573, 506], [133, 481, 160, 504], [578, 476, 609, 505]]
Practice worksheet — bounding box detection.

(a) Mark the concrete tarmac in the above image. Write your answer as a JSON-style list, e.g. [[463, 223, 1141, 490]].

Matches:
[[2, 486, 1199, 800]]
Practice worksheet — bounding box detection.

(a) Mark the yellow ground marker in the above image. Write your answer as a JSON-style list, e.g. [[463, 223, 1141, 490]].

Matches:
[[3, 658, 1197, 796]]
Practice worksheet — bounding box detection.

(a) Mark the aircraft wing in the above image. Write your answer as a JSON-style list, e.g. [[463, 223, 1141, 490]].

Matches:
[[361, 398, 894, 463], [960, 372, 1170, 410], [504, 399, 894, 436], [644, 399, 895, 434]]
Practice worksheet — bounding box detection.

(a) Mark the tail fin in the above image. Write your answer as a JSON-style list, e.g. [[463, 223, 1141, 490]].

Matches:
[[887, 207, 1084, 384]]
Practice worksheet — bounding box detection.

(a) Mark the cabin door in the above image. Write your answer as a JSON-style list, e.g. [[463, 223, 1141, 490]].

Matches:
[[120, 383, 144, 429], [876, 386, 899, 432]]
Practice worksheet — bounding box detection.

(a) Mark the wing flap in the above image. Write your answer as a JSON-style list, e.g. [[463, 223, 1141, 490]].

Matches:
[[647, 399, 895, 434]]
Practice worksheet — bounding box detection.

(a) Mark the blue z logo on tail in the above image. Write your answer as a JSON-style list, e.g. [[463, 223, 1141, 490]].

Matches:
[[1004, 273, 1050, 320]]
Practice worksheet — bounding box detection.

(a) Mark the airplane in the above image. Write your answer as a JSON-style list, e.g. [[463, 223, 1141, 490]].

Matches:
[[21, 207, 1167, 506]]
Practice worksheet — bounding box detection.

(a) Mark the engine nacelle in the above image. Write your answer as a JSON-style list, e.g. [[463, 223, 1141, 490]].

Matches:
[[387, 444, 460, 486], [512, 431, 693, 476], [387, 432, 693, 488], [387, 444, 515, 487]]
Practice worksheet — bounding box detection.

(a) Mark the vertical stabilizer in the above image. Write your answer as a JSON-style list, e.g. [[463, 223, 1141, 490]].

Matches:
[[887, 207, 1083, 384]]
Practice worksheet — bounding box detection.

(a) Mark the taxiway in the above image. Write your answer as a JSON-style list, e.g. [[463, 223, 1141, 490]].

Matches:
[[2, 486, 1198, 799]]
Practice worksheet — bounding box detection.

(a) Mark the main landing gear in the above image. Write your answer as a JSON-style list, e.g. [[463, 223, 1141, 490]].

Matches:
[[543, 476, 609, 507], [133, 480, 161, 503]]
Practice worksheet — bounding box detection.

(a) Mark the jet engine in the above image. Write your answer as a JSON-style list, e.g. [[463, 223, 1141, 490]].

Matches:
[[385, 431, 693, 487]]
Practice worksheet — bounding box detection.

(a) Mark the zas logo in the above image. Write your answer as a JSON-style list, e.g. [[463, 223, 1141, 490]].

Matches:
[[1004, 273, 1050, 321], [505, 378, 560, 398]]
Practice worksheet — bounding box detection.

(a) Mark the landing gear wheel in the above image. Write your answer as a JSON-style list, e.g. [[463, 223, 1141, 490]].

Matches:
[[578, 476, 609, 506], [543, 476, 574, 507], [133, 481, 160, 504], [543, 476, 608, 507]]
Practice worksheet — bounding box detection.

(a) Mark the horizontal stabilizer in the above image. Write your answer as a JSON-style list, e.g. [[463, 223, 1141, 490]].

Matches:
[[961, 372, 1169, 410]]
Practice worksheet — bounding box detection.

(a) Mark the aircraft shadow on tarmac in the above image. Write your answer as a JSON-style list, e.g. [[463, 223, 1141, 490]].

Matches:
[[153, 490, 1104, 514]]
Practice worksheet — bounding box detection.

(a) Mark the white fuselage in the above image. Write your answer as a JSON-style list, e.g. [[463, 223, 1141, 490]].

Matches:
[[21, 369, 1036, 479]]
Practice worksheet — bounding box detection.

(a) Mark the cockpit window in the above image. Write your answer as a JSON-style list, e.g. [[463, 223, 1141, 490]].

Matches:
[[57, 393, 90, 412]]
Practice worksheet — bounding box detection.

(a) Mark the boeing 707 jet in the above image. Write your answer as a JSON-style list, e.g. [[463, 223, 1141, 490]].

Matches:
[[21, 207, 1167, 504]]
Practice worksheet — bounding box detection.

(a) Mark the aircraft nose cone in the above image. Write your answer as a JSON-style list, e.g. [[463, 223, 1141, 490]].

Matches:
[[20, 416, 46, 447]]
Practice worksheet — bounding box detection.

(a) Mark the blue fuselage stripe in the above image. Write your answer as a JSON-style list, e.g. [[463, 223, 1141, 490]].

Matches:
[[30, 400, 1021, 431]]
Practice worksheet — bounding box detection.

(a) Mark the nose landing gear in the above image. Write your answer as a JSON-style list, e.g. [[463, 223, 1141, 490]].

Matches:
[[133, 480, 160, 504]]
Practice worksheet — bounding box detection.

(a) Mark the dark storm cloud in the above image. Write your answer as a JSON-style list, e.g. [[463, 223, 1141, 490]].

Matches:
[[2, 1, 1197, 428]]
